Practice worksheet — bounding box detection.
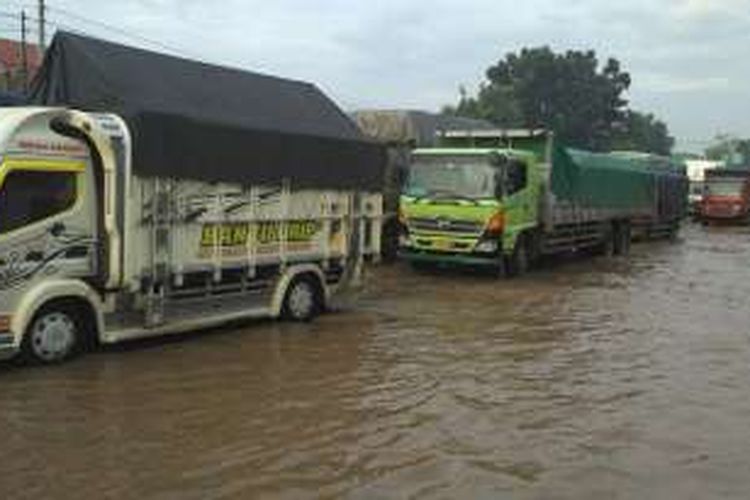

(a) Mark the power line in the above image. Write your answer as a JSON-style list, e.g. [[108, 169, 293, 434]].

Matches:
[[44, 4, 200, 59], [2, 2, 36, 13], [4, 5, 189, 58], [0, 10, 42, 38]]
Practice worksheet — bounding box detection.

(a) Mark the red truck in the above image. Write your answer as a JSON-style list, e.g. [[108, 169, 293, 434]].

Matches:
[[700, 169, 750, 224]]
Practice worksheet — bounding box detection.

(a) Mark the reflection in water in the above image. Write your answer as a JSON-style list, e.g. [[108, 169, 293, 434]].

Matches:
[[1, 225, 750, 499]]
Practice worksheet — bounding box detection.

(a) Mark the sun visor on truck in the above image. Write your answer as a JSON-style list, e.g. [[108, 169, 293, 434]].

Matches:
[[29, 31, 385, 191]]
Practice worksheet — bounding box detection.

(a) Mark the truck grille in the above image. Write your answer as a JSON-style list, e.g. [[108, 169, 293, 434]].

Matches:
[[704, 202, 743, 218], [409, 217, 483, 234]]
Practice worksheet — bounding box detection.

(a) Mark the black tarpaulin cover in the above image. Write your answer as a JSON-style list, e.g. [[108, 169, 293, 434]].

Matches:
[[29, 31, 385, 190]]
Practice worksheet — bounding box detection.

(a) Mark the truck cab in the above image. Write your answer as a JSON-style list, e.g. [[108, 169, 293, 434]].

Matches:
[[700, 169, 750, 223], [0, 108, 127, 362], [399, 133, 544, 274]]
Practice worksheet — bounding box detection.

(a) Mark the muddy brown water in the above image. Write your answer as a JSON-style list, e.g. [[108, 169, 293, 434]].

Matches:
[[2, 224, 750, 499]]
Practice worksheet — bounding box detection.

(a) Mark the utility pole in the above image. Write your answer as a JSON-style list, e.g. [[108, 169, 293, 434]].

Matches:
[[38, 0, 46, 53], [21, 10, 28, 92]]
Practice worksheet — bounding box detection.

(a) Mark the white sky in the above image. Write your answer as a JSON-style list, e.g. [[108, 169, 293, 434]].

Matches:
[[3, 0, 750, 152]]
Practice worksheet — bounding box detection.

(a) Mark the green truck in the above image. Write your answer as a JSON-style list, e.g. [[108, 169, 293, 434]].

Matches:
[[399, 129, 686, 275]]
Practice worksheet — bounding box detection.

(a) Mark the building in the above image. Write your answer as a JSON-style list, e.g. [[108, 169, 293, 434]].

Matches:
[[0, 38, 43, 91]]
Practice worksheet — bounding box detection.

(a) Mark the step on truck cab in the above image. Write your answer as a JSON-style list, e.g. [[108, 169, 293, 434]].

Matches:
[[0, 32, 384, 364], [398, 129, 686, 275]]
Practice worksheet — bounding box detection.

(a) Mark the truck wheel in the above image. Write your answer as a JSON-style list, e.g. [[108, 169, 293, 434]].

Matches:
[[613, 223, 631, 256], [668, 224, 679, 242], [282, 275, 322, 322], [22, 304, 83, 364], [597, 228, 615, 257], [506, 235, 529, 278]]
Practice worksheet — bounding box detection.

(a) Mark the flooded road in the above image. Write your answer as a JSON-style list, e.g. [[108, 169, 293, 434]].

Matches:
[[2, 223, 750, 499]]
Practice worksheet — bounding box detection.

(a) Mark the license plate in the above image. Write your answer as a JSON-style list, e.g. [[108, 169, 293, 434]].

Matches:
[[434, 239, 452, 250]]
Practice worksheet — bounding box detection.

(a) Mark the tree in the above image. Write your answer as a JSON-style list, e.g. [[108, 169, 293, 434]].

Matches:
[[705, 135, 750, 167], [611, 110, 674, 156], [446, 47, 675, 152], [443, 84, 524, 127]]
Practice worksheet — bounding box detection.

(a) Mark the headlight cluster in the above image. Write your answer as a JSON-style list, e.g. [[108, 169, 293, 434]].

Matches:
[[474, 239, 498, 253]]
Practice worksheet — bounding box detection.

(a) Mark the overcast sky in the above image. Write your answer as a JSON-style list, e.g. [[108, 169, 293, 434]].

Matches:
[[4, 0, 749, 151]]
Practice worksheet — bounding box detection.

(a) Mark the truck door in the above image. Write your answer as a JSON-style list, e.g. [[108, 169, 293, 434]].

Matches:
[[0, 158, 98, 297], [503, 160, 532, 226]]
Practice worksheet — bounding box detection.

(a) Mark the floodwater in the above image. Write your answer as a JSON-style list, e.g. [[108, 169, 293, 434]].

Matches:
[[2, 224, 750, 499]]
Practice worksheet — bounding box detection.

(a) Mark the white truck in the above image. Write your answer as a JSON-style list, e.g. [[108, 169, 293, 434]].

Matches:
[[0, 32, 384, 364], [685, 159, 723, 217]]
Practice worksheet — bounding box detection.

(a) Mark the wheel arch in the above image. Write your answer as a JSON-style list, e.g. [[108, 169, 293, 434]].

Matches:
[[502, 223, 539, 257], [270, 264, 327, 318], [11, 279, 104, 346]]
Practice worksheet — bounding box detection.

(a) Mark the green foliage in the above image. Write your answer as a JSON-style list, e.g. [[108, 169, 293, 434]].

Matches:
[[705, 135, 750, 167], [443, 84, 524, 127], [611, 111, 674, 156], [447, 46, 673, 155]]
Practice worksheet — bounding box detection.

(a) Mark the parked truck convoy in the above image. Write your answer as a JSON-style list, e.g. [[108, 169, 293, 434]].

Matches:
[[399, 129, 687, 275], [0, 32, 384, 364], [699, 169, 750, 224]]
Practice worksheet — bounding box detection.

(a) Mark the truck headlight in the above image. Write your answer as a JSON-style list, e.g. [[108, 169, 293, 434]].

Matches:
[[475, 240, 498, 253], [0, 315, 11, 333]]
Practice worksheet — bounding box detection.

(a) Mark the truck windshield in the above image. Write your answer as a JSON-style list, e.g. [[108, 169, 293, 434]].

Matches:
[[406, 156, 497, 200], [705, 180, 744, 196]]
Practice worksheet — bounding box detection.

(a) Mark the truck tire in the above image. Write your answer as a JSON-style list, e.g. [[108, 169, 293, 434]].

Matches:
[[596, 226, 615, 257], [613, 223, 631, 256], [282, 275, 322, 322], [505, 234, 529, 278], [21, 303, 86, 364]]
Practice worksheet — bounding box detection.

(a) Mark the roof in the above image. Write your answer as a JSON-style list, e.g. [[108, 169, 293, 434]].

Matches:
[[351, 110, 495, 146], [28, 31, 384, 190], [0, 38, 43, 74], [440, 129, 547, 139], [412, 148, 536, 161]]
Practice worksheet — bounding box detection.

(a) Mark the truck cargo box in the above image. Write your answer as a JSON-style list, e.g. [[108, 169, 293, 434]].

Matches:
[[30, 31, 384, 190], [552, 148, 655, 213]]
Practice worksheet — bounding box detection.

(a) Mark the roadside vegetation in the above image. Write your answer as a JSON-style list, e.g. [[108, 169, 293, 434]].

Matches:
[[443, 46, 674, 155]]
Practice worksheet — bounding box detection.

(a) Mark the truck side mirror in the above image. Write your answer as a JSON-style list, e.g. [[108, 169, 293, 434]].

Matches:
[[506, 161, 528, 194], [397, 166, 409, 189], [494, 179, 504, 199], [488, 152, 508, 168], [489, 152, 508, 199]]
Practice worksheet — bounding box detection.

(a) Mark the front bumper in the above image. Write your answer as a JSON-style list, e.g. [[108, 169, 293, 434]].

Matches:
[[0, 333, 19, 360], [703, 213, 746, 219], [400, 247, 500, 267]]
